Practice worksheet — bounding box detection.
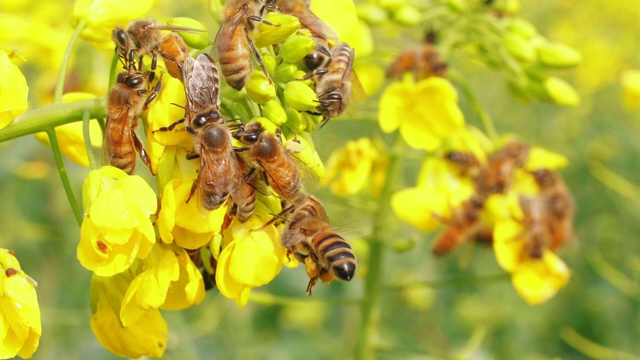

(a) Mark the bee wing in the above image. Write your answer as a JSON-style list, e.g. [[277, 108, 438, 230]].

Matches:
[[296, 9, 339, 42], [344, 49, 366, 118], [210, 6, 248, 62], [147, 24, 207, 34], [188, 54, 221, 111], [102, 105, 133, 167]]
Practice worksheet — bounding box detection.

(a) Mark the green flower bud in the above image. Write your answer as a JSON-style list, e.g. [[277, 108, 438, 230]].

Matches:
[[537, 43, 582, 68], [168, 17, 209, 49], [253, 13, 300, 48], [261, 99, 287, 126], [281, 35, 316, 63], [261, 52, 277, 77], [245, 70, 276, 104], [275, 63, 298, 83], [379, 0, 405, 12], [284, 81, 318, 112], [285, 108, 306, 132], [506, 18, 537, 40], [392, 5, 421, 26], [294, 70, 313, 86], [544, 76, 580, 106], [356, 4, 388, 25], [503, 32, 536, 62], [304, 113, 317, 132]]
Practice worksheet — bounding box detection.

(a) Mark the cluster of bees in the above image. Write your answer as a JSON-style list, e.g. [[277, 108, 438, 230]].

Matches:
[[101, 0, 358, 294], [435, 142, 574, 260]]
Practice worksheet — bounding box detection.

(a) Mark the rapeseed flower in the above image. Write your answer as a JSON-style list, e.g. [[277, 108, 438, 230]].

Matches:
[[323, 137, 380, 195], [379, 77, 465, 151], [90, 272, 167, 358], [0, 249, 41, 359], [77, 166, 157, 276], [0, 50, 28, 129]]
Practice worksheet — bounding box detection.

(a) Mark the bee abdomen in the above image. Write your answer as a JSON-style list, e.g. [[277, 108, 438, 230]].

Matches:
[[220, 31, 253, 90], [313, 231, 356, 281], [234, 186, 256, 222]]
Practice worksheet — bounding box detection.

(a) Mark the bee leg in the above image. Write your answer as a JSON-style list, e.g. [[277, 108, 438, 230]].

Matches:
[[186, 178, 199, 204], [246, 33, 273, 84], [254, 205, 294, 231], [299, 68, 328, 81], [144, 77, 163, 109], [153, 118, 185, 133], [244, 167, 256, 182], [259, 3, 278, 17], [147, 53, 158, 83], [131, 130, 155, 175], [186, 151, 200, 160]]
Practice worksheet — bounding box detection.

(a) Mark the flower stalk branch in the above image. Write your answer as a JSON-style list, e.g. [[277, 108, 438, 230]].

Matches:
[[54, 19, 87, 103], [48, 128, 83, 226]]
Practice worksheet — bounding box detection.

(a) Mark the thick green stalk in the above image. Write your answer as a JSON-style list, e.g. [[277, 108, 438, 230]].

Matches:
[[0, 97, 106, 143], [82, 109, 98, 170], [355, 133, 403, 360], [48, 128, 83, 226]]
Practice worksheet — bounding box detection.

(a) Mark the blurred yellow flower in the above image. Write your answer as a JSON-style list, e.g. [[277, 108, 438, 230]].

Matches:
[[216, 212, 285, 307], [621, 69, 640, 110], [525, 147, 569, 171], [77, 166, 157, 276], [392, 157, 474, 231], [34, 92, 102, 167], [0, 249, 41, 359], [71, 0, 154, 49], [323, 137, 380, 195], [156, 178, 227, 250], [379, 77, 465, 151], [90, 273, 167, 358], [0, 50, 28, 129]]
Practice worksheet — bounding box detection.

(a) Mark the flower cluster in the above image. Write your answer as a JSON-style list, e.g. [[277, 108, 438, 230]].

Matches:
[[0, 249, 41, 359], [72, 0, 361, 357]]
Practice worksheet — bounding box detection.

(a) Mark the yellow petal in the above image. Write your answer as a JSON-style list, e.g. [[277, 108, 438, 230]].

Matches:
[[0, 50, 28, 129], [525, 147, 569, 171], [311, 0, 358, 43], [391, 187, 445, 232], [161, 247, 206, 310], [378, 82, 408, 133], [493, 217, 526, 272], [512, 252, 570, 305]]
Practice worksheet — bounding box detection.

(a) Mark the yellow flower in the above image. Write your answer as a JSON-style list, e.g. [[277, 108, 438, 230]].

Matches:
[[90, 273, 167, 358], [216, 207, 286, 307], [0, 249, 41, 359], [311, 0, 370, 54], [323, 137, 380, 195], [156, 178, 227, 250], [0, 50, 28, 129], [77, 166, 157, 276], [34, 93, 102, 167], [492, 194, 570, 305], [71, 0, 154, 49], [120, 244, 205, 326], [622, 69, 640, 109], [392, 157, 474, 231], [525, 147, 569, 171], [379, 77, 465, 151]]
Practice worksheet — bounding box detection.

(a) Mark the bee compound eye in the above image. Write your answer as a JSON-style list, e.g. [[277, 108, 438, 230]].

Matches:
[[304, 52, 325, 71], [116, 30, 128, 48], [126, 76, 144, 87], [194, 115, 208, 128], [326, 93, 343, 101]]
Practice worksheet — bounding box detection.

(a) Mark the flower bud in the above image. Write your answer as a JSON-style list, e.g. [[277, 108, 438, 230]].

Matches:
[[506, 18, 537, 40], [261, 52, 277, 77], [503, 32, 536, 62], [356, 4, 388, 25], [261, 99, 288, 126], [168, 17, 209, 49], [544, 76, 580, 107], [275, 63, 298, 83], [285, 108, 306, 132], [284, 81, 318, 112], [537, 42, 582, 68], [246, 70, 276, 104], [392, 5, 421, 26], [251, 116, 278, 134], [253, 13, 300, 48], [280, 34, 316, 63], [378, 0, 405, 12]]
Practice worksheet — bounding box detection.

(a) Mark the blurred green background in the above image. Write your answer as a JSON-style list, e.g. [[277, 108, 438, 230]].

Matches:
[[1, 0, 640, 358]]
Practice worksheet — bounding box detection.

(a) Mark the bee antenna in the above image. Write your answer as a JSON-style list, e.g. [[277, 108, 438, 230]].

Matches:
[[226, 117, 244, 124], [170, 103, 196, 113]]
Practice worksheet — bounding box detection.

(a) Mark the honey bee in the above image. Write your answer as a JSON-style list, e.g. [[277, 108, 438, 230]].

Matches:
[[531, 168, 574, 250], [386, 43, 448, 81], [432, 195, 486, 255], [211, 0, 276, 90], [181, 54, 241, 210], [518, 195, 552, 259], [103, 71, 161, 175], [268, 0, 337, 70], [309, 42, 365, 126], [444, 150, 482, 178], [112, 19, 200, 79], [233, 121, 307, 206], [281, 196, 356, 295], [475, 141, 530, 196]]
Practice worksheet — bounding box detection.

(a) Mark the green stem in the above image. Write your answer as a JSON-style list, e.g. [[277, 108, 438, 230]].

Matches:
[[82, 109, 98, 170], [48, 129, 83, 226], [54, 19, 87, 103], [382, 273, 510, 292], [0, 97, 106, 143], [449, 71, 499, 141], [355, 132, 403, 360]]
